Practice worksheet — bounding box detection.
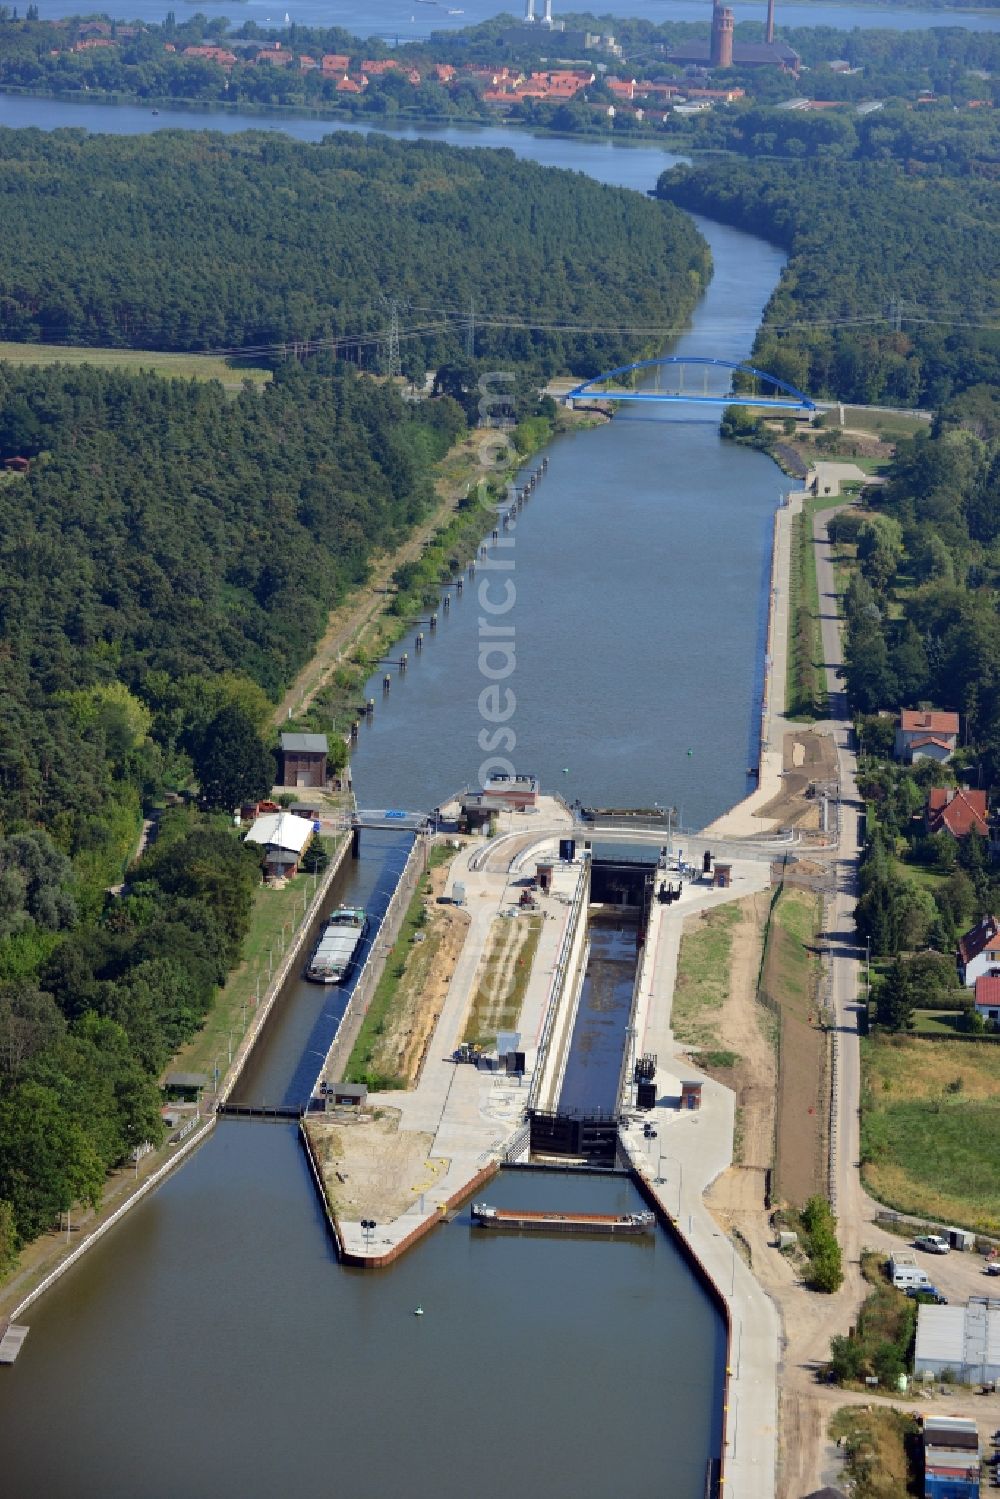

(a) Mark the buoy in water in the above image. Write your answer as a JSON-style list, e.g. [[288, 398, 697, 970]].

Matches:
[[687, 748, 693, 756], [413, 1307, 424, 1317], [562, 767, 570, 774]]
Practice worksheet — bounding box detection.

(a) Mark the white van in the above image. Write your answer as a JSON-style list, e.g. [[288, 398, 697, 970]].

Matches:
[[891, 1263, 930, 1290]]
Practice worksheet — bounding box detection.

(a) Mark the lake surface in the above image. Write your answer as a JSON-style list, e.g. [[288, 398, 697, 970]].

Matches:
[[22, 0, 1000, 34], [0, 113, 783, 1499]]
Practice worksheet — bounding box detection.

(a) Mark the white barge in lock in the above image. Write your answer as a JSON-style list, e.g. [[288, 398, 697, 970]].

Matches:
[[305, 906, 367, 985]]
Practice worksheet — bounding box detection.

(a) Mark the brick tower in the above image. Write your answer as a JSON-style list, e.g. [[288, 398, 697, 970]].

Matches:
[[710, 1, 734, 68]]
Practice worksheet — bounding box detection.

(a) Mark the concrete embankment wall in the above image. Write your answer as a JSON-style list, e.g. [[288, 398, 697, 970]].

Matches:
[[8, 833, 353, 1322], [626, 1165, 731, 1497], [300, 1122, 499, 1270], [530, 859, 591, 1113]]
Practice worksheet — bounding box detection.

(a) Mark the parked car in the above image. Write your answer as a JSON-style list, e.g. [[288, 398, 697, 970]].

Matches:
[[914, 1234, 951, 1255], [906, 1285, 948, 1304], [986, 1260, 1000, 1276]]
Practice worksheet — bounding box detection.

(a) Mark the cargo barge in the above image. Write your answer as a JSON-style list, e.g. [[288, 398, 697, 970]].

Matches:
[[471, 1204, 655, 1237], [305, 906, 367, 985]]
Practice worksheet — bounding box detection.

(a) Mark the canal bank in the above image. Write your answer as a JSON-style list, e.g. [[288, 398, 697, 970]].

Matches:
[[0, 114, 788, 1499]]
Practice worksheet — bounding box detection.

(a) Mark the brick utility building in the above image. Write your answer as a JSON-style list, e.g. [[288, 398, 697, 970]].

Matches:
[[278, 733, 328, 789]]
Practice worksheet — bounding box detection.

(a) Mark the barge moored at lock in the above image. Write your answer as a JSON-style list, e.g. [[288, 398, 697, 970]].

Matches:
[[471, 1204, 655, 1237], [305, 906, 367, 985]]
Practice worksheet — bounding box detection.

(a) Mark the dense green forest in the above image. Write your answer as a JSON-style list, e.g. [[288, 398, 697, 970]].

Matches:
[[657, 160, 1000, 407], [0, 356, 473, 1266], [0, 121, 711, 1265], [0, 127, 708, 365], [825, 394, 1000, 1007]]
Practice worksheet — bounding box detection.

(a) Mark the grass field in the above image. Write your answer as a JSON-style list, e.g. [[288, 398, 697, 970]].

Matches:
[[673, 902, 741, 1051], [818, 406, 931, 440], [861, 1035, 1000, 1233], [464, 914, 543, 1048], [0, 340, 271, 387]]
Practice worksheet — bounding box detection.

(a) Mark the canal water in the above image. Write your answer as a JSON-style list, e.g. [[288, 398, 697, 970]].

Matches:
[[0, 112, 781, 1498], [558, 919, 640, 1116], [229, 830, 414, 1111]]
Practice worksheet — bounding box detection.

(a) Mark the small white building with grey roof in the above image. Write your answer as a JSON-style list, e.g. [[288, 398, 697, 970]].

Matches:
[[279, 733, 328, 789], [914, 1298, 1000, 1384], [244, 811, 314, 878]]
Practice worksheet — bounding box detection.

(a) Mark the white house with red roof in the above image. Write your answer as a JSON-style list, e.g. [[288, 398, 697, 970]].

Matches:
[[958, 914, 1000, 987], [926, 786, 989, 840], [895, 708, 960, 763], [974, 975, 1000, 1025]]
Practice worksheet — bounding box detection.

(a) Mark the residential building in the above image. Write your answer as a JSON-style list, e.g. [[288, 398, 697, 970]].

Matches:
[[926, 787, 989, 840], [279, 733, 329, 789], [321, 53, 351, 72], [974, 974, 1000, 1025], [244, 811, 314, 878], [895, 708, 960, 764], [957, 914, 1000, 987]]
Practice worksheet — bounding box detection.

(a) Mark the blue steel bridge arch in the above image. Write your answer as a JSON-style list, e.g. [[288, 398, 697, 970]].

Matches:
[[566, 355, 817, 412]]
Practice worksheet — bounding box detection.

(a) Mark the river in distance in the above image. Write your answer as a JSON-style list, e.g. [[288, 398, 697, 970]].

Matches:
[[0, 111, 778, 1499], [22, 0, 1000, 34]]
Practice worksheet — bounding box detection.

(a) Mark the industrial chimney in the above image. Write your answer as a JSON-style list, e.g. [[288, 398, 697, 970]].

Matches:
[[524, 0, 535, 21], [542, 0, 553, 24], [765, 0, 775, 45]]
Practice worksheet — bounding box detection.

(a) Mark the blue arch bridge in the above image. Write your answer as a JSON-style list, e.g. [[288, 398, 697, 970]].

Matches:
[[565, 356, 816, 413]]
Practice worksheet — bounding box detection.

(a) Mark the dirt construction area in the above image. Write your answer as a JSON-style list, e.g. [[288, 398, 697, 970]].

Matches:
[[305, 1108, 447, 1222], [754, 728, 839, 832]]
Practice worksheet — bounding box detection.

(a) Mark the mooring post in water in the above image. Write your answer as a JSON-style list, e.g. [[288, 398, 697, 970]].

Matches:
[[456, 577, 463, 594], [366, 698, 375, 717], [350, 720, 359, 743], [383, 673, 391, 694], [429, 613, 437, 631], [415, 632, 423, 652], [351, 822, 361, 859], [443, 594, 450, 613]]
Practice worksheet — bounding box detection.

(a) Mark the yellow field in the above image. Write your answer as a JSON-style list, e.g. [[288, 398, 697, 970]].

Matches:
[[0, 341, 271, 387]]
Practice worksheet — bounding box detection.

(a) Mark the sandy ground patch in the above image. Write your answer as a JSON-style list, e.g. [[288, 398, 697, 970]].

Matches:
[[703, 890, 776, 1220], [305, 1107, 447, 1222]]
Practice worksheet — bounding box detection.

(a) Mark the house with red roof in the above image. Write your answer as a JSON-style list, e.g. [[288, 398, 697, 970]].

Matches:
[[321, 53, 351, 73], [337, 74, 368, 93], [433, 63, 457, 83], [958, 914, 1000, 987], [895, 708, 960, 764], [974, 974, 1000, 1025], [926, 787, 989, 840], [183, 44, 237, 67]]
